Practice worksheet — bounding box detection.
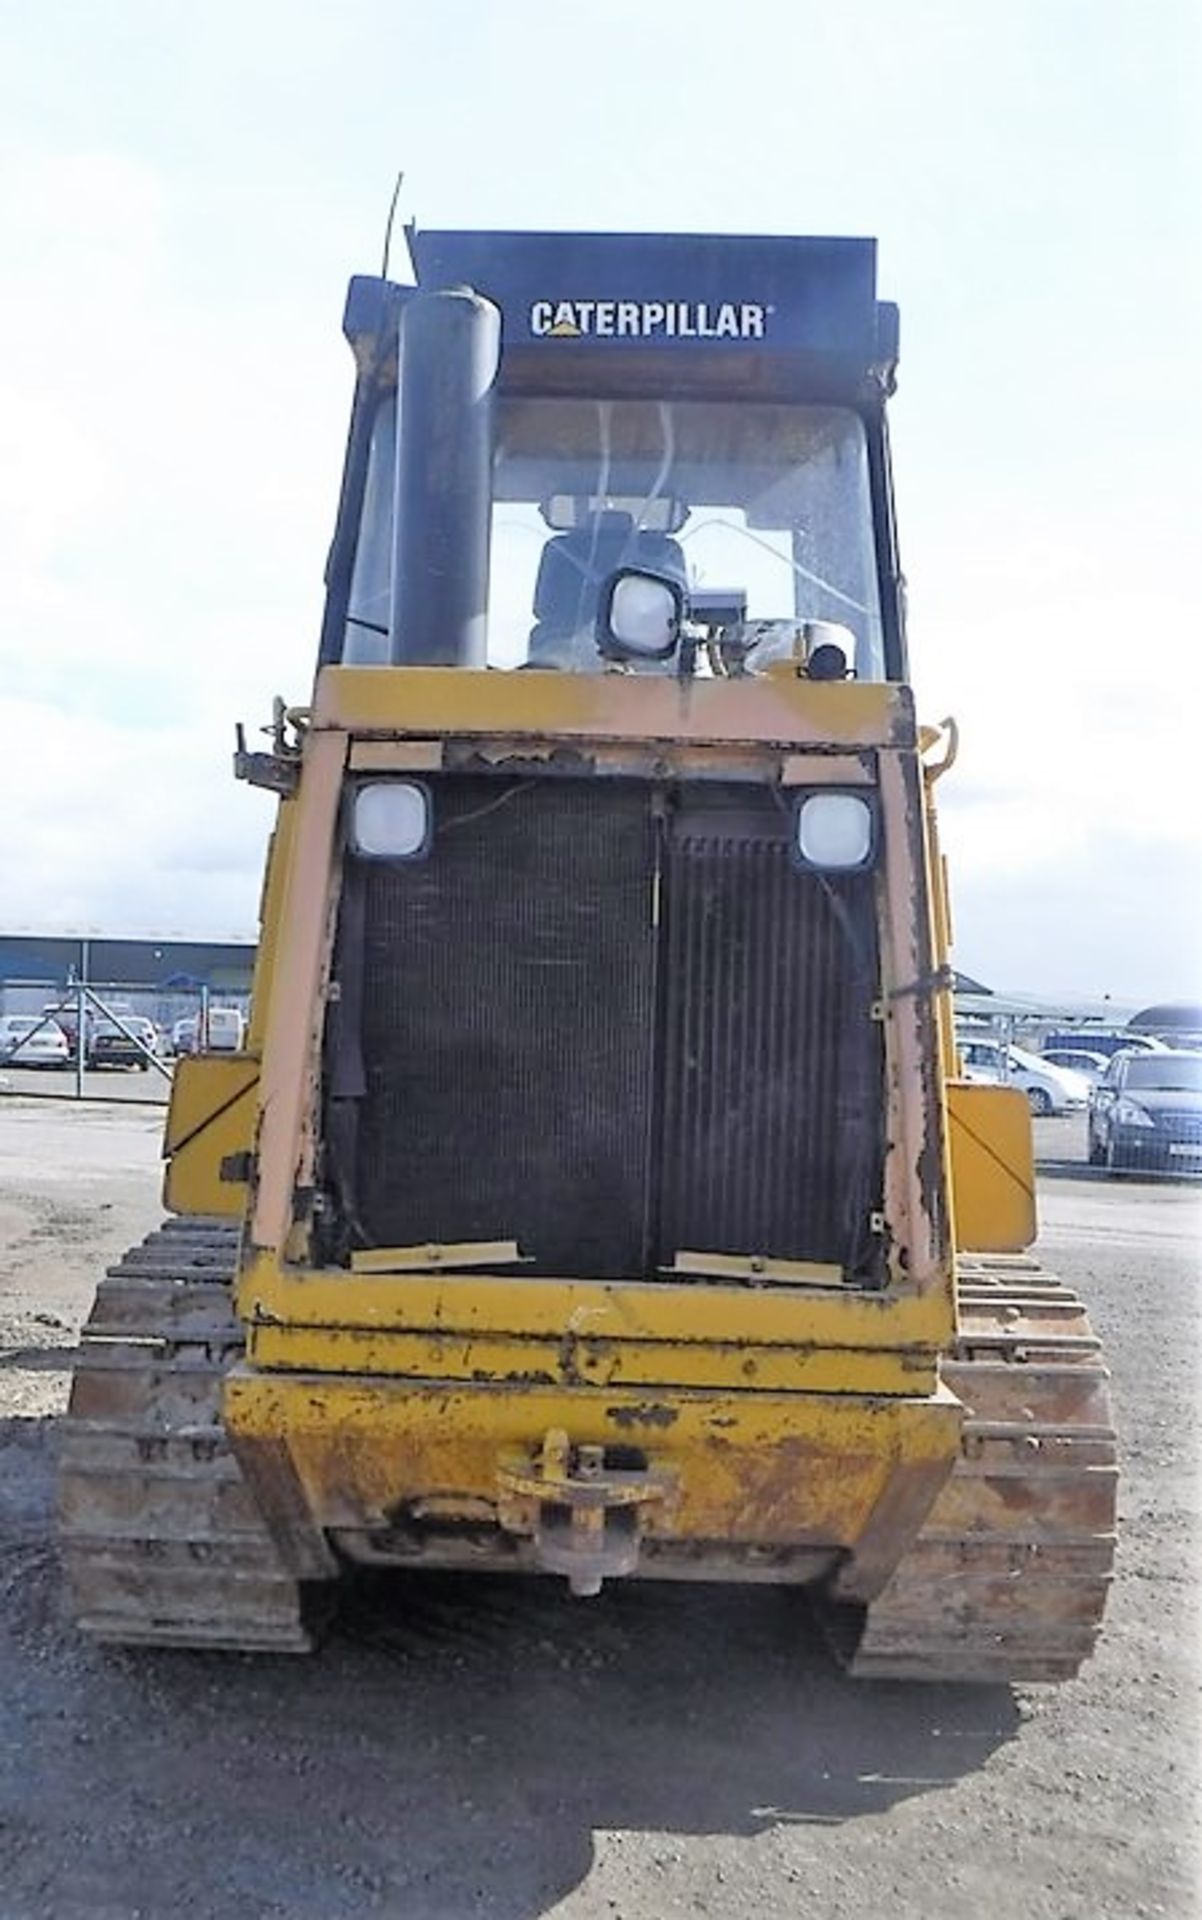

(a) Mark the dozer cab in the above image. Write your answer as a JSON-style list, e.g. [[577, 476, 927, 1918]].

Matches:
[[59, 228, 1116, 1680]]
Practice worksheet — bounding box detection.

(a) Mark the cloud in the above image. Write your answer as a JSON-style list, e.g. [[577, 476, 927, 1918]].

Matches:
[[0, 143, 344, 722], [0, 698, 270, 937], [949, 829, 1202, 1005], [0, 136, 349, 951]]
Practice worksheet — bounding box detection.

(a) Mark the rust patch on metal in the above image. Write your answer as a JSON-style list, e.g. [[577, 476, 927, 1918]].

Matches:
[[877, 749, 953, 1297], [780, 751, 875, 788], [470, 1368, 556, 1388], [348, 739, 443, 772], [829, 1448, 957, 1603], [887, 685, 918, 747], [605, 1401, 680, 1430], [229, 1428, 340, 1579], [452, 741, 595, 774], [557, 1329, 585, 1386]]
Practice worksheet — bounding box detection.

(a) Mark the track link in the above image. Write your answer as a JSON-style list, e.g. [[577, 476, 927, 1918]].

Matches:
[[824, 1256, 1118, 1683], [59, 1218, 322, 1652]]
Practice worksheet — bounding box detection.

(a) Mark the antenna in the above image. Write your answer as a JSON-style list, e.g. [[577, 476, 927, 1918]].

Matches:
[[381, 170, 404, 281]]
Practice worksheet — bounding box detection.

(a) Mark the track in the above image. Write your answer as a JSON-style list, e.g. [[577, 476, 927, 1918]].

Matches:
[[826, 1255, 1118, 1682], [58, 1218, 320, 1652]]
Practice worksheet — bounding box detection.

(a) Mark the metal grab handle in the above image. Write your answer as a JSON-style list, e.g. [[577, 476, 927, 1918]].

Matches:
[[921, 715, 959, 781]]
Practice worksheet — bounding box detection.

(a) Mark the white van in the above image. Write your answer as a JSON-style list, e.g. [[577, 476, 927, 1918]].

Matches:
[[172, 1007, 246, 1055]]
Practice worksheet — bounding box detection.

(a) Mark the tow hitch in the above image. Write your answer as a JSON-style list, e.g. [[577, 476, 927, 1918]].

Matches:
[[497, 1428, 675, 1596]]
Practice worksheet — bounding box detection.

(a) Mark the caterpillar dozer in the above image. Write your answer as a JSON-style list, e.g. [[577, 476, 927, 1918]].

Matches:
[[59, 228, 1117, 1680]]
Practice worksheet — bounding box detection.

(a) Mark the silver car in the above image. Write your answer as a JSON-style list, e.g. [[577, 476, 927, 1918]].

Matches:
[[0, 1014, 70, 1067]]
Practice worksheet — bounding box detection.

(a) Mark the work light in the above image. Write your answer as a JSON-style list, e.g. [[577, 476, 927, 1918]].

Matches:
[[794, 792, 875, 871], [352, 781, 432, 859], [596, 569, 684, 663]]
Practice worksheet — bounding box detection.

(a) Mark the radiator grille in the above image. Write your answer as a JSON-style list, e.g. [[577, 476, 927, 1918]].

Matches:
[[660, 795, 882, 1272], [350, 779, 657, 1277], [329, 775, 885, 1279]]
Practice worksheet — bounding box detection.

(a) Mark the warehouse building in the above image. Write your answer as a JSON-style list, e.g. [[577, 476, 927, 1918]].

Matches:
[[0, 935, 255, 1032]]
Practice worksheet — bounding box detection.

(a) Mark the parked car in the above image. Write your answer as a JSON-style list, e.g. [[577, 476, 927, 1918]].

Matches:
[[41, 1003, 89, 1060], [47, 1000, 142, 1062], [956, 1037, 1091, 1115], [1041, 1048, 1111, 1085], [1088, 1049, 1202, 1176], [88, 1015, 162, 1072], [0, 1014, 70, 1068], [172, 1007, 246, 1055]]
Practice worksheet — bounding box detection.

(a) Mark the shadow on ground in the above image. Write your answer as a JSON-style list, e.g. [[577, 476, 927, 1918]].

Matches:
[[0, 1415, 1022, 1919]]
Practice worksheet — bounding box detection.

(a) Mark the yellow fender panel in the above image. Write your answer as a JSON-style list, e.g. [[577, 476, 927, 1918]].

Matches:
[[946, 1080, 1036, 1252], [163, 1052, 260, 1218]]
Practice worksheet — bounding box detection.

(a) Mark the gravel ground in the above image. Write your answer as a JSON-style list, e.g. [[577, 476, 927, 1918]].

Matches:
[[0, 1100, 1198, 1919]]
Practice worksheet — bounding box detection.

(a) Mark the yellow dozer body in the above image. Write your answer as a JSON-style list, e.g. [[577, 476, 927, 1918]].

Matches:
[[59, 229, 1116, 1681]]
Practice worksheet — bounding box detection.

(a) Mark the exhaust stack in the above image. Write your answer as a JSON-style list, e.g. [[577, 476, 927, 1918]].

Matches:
[[389, 288, 500, 667]]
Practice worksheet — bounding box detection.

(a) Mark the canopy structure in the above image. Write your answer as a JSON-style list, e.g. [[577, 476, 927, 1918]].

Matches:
[[1128, 1003, 1202, 1035]]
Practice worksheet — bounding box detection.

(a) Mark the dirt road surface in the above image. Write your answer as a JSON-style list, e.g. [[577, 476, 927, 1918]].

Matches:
[[1, 1100, 1198, 1919]]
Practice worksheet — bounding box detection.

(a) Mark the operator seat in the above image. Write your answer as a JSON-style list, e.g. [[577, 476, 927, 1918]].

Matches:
[[527, 510, 688, 670]]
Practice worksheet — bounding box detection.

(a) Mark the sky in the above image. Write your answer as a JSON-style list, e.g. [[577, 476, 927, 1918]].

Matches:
[[1, 0, 1199, 1004]]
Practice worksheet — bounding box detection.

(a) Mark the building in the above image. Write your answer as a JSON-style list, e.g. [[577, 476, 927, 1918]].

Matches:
[[0, 934, 255, 1026]]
